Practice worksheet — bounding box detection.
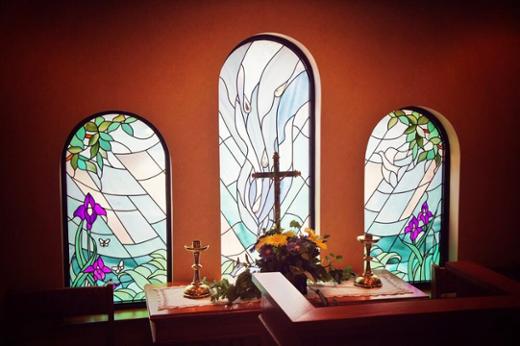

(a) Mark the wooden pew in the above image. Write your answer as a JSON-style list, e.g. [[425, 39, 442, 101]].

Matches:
[[253, 261, 520, 346], [5, 285, 114, 346]]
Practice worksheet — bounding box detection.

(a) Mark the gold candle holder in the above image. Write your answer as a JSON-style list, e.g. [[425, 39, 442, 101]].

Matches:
[[354, 233, 383, 288], [183, 240, 210, 299]]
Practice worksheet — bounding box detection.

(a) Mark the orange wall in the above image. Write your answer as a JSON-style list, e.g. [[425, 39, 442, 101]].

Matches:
[[1, 1, 518, 298]]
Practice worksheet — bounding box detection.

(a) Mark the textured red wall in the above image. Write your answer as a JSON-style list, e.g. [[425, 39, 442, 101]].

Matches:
[[1, 1, 518, 300]]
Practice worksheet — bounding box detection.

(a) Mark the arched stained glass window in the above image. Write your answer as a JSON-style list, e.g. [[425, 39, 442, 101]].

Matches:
[[62, 111, 171, 305], [365, 107, 449, 283], [219, 35, 317, 278]]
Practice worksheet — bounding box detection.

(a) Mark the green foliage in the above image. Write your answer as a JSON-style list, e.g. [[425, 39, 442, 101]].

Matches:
[[402, 215, 438, 282], [204, 268, 261, 304], [66, 114, 137, 177], [387, 110, 443, 168], [113, 249, 168, 302], [323, 254, 353, 283], [71, 220, 97, 287], [370, 249, 401, 271]]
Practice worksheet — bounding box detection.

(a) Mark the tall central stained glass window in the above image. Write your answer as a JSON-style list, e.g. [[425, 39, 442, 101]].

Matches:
[[219, 35, 316, 278], [62, 111, 171, 305], [365, 107, 449, 283]]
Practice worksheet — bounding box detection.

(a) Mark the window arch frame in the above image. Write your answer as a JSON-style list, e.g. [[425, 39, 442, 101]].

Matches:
[[219, 33, 320, 277], [60, 110, 173, 306]]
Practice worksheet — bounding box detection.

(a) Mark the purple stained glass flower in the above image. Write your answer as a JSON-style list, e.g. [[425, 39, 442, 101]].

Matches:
[[418, 201, 433, 225], [84, 257, 111, 281], [404, 216, 423, 242], [73, 193, 107, 230]]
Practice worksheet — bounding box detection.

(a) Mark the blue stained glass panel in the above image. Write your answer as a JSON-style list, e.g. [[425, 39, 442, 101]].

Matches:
[[219, 38, 315, 279], [63, 113, 170, 304], [364, 109, 446, 282]]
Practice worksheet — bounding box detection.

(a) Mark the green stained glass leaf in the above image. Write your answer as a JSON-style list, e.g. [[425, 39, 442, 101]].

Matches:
[[435, 154, 442, 167], [99, 148, 108, 159], [75, 127, 86, 140], [122, 123, 134, 136], [430, 137, 441, 145], [68, 146, 83, 154], [406, 132, 415, 142], [427, 150, 435, 160], [86, 161, 97, 174], [148, 259, 165, 270], [70, 135, 84, 148], [134, 266, 152, 278], [100, 133, 114, 141], [427, 122, 435, 131], [95, 117, 104, 126], [417, 151, 428, 163], [96, 153, 104, 171], [77, 157, 87, 170], [412, 144, 419, 159], [387, 117, 398, 130], [150, 269, 167, 277], [418, 116, 429, 125], [123, 270, 150, 290], [84, 122, 98, 132], [398, 116, 409, 125], [124, 116, 137, 123], [98, 121, 111, 132], [405, 125, 416, 134], [417, 137, 424, 148], [134, 291, 146, 300], [71, 154, 79, 170], [89, 133, 99, 146], [394, 110, 405, 117], [407, 115, 417, 125], [149, 278, 164, 285], [150, 249, 167, 260], [113, 114, 126, 123], [99, 139, 112, 151], [149, 274, 167, 282], [113, 290, 134, 302], [90, 142, 99, 158], [107, 122, 120, 132]]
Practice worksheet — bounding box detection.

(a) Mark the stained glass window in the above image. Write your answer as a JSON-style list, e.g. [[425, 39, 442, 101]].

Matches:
[[365, 108, 448, 282], [219, 36, 316, 279], [62, 112, 171, 305]]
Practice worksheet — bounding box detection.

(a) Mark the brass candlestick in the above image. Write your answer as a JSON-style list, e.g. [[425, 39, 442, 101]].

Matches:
[[183, 240, 210, 299], [354, 233, 383, 288]]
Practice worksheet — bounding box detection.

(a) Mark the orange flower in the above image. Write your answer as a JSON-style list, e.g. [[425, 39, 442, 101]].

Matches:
[[264, 233, 288, 247], [283, 230, 297, 238], [304, 228, 328, 250], [255, 233, 288, 250]]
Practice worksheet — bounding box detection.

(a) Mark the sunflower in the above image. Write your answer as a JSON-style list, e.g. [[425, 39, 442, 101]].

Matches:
[[263, 233, 288, 247], [283, 230, 297, 238], [304, 228, 328, 250]]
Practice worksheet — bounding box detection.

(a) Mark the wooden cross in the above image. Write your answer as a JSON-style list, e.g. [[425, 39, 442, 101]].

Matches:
[[252, 152, 301, 231]]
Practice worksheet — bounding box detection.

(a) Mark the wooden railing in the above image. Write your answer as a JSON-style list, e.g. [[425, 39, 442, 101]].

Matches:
[[253, 261, 520, 346]]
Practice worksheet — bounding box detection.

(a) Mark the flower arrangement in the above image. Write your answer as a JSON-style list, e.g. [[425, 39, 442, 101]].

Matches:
[[253, 220, 352, 294], [206, 220, 352, 303]]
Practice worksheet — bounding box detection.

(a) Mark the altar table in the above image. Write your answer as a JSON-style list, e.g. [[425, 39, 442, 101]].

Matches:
[[145, 273, 427, 345]]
